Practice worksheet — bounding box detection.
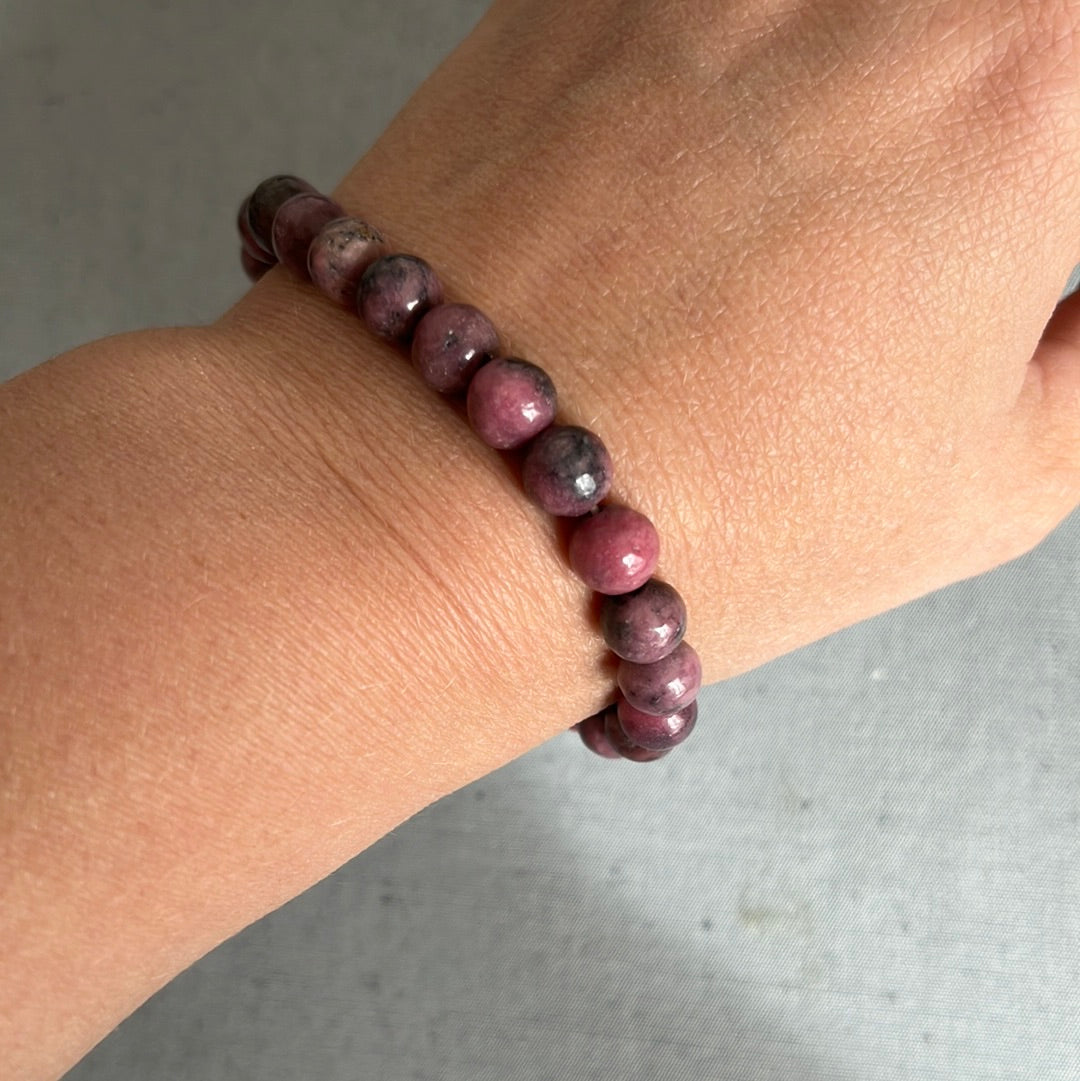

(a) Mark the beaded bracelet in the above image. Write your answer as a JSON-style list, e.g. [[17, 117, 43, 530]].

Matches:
[[237, 174, 703, 761]]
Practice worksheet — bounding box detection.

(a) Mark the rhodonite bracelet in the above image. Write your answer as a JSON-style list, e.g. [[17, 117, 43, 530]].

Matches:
[[237, 174, 703, 761]]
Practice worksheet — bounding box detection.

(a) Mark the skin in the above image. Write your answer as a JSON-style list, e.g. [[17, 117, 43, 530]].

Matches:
[[2, 0, 1080, 1077]]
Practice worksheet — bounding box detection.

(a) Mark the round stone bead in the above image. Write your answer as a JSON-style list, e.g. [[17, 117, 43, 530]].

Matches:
[[241, 248, 272, 283], [617, 640, 702, 716], [359, 254, 444, 343], [237, 197, 274, 264], [246, 174, 316, 253], [600, 578, 687, 663], [412, 303, 499, 394], [467, 357, 558, 448], [603, 707, 671, 762], [271, 193, 346, 278], [576, 709, 621, 759], [616, 697, 697, 751], [568, 504, 659, 595], [307, 217, 385, 308], [521, 425, 612, 517]]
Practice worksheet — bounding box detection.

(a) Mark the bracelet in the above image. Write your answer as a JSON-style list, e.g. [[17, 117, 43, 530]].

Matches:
[[237, 175, 703, 762]]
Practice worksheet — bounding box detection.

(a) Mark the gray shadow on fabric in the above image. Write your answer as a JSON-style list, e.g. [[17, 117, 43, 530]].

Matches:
[[62, 516, 1080, 1081], [61, 714, 841, 1081]]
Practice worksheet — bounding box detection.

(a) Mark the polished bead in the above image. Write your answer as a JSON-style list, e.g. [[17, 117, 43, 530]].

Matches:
[[603, 707, 671, 762], [412, 303, 499, 394], [600, 578, 686, 663], [237, 196, 274, 264], [271, 193, 346, 278], [241, 248, 272, 283], [467, 356, 557, 448], [359, 254, 444, 343], [617, 640, 702, 715], [568, 504, 659, 595], [576, 709, 621, 759], [521, 425, 612, 517], [617, 697, 697, 751], [247, 174, 316, 253], [307, 217, 385, 308]]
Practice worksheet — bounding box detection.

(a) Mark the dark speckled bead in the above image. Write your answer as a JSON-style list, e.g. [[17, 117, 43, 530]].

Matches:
[[412, 303, 499, 394], [603, 707, 671, 762], [521, 425, 612, 517], [576, 708, 621, 759], [617, 697, 697, 751], [246, 174, 316, 254], [238, 197, 275, 264], [617, 640, 701, 716], [271, 193, 346, 279], [360, 254, 444, 343], [467, 356, 557, 448], [307, 217, 385, 308], [568, 504, 659, 595], [600, 578, 686, 663]]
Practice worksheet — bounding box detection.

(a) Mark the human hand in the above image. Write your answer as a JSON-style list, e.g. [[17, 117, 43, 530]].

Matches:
[[227, 0, 1080, 684], [7, 5, 1080, 1077]]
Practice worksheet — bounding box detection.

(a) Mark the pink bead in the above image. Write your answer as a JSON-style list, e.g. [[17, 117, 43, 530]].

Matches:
[[237, 196, 274, 264], [616, 697, 697, 751], [521, 425, 612, 517], [271, 192, 346, 278], [576, 710, 621, 759], [412, 303, 499, 394], [307, 217, 385, 308], [617, 640, 702, 716], [600, 578, 686, 663], [568, 504, 659, 595], [359, 254, 444, 343], [467, 357, 557, 448], [603, 708, 671, 762], [246, 174, 317, 253]]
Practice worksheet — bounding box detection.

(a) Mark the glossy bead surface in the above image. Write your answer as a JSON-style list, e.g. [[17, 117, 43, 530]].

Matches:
[[247, 174, 316, 253], [568, 504, 659, 595], [600, 578, 687, 663], [617, 640, 702, 716], [307, 217, 385, 308], [521, 425, 612, 517], [238, 196, 274, 264], [603, 708, 671, 762], [271, 193, 345, 278], [576, 709, 621, 759], [241, 248, 272, 283], [617, 697, 697, 751], [467, 357, 557, 448], [412, 303, 499, 394], [359, 254, 444, 343]]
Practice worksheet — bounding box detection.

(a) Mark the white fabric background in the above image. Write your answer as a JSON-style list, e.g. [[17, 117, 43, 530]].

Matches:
[[2, 2, 1078, 1078]]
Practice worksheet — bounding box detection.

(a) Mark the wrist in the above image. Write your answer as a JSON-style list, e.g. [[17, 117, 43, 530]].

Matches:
[[0, 315, 607, 1079]]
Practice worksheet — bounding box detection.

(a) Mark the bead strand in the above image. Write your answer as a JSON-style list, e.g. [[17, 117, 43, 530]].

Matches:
[[237, 175, 703, 762]]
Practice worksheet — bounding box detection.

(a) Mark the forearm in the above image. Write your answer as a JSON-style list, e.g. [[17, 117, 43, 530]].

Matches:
[[0, 310, 610, 1080], [6, 0, 1080, 1074]]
